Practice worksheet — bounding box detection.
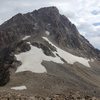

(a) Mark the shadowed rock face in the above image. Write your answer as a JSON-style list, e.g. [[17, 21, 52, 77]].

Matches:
[[0, 47, 14, 86], [31, 42, 56, 57], [14, 41, 31, 54]]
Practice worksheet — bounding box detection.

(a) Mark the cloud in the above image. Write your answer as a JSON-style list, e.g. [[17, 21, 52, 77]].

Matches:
[[0, 0, 51, 24], [0, 0, 100, 49], [93, 22, 100, 26], [89, 36, 100, 49], [91, 10, 100, 15]]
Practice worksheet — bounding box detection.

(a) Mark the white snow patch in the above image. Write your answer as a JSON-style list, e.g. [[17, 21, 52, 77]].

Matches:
[[30, 13, 33, 17], [90, 59, 94, 62], [45, 31, 50, 36], [33, 23, 39, 30], [11, 86, 27, 90], [42, 37, 91, 67], [15, 43, 63, 73], [22, 36, 30, 40]]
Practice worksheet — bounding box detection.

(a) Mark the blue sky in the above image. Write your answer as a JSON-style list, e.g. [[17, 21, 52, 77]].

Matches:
[[0, 0, 100, 49]]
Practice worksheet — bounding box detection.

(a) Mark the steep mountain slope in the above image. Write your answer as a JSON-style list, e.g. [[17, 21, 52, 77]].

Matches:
[[0, 7, 100, 59], [0, 6, 100, 98]]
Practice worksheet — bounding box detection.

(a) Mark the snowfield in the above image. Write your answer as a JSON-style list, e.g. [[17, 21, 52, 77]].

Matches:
[[22, 36, 30, 40], [15, 36, 91, 74], [45, 31, 50, 35], [11, 86, 27, 90], [42, 37, 91, 67], [15, 43, 63, 73]]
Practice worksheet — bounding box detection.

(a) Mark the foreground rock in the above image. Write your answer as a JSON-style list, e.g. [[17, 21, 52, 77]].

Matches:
[[0, 91, 98, 100]]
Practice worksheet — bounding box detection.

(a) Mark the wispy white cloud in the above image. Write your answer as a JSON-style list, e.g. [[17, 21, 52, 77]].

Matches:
[[0, 0, 100, 49]]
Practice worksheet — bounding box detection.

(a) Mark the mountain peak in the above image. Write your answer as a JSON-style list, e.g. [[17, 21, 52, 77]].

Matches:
[[31, 6, 59, 17], [30, 6, 60, 24], [0, 6, 100, 59], [38, 6, 59, 12]]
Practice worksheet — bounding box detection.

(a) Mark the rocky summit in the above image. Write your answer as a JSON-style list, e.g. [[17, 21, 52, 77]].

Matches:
[[0, 6, 100, 99]]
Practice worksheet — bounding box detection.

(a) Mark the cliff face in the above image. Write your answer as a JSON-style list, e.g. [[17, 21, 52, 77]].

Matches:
[[0, 6, 99, 59]]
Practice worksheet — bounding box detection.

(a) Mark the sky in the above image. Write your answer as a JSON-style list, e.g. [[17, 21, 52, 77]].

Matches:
[[0, 0, 100, 49]]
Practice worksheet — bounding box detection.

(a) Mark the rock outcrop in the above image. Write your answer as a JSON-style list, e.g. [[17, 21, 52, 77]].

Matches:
[[0, 47, 14, 86]]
